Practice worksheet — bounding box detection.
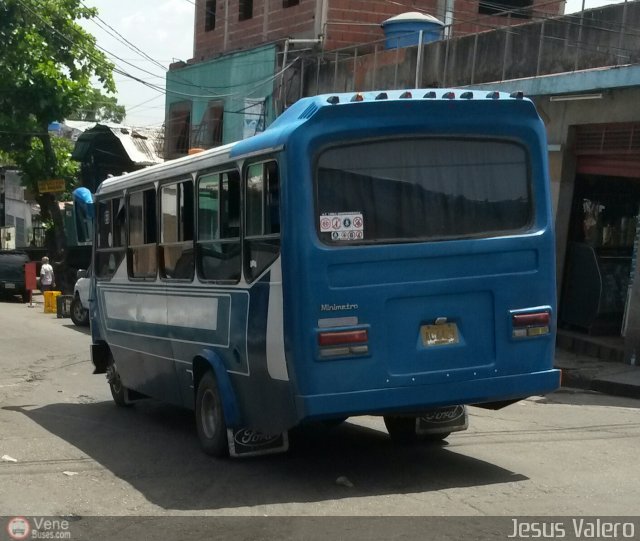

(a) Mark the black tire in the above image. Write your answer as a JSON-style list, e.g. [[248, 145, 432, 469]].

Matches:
[[321, 416, 349, 427], [70, 296, 89, 326], [384, 416, 419, 443], [106, 359, 132, 407], [421, 432, 451, 443], [195, 371, 228, 457]]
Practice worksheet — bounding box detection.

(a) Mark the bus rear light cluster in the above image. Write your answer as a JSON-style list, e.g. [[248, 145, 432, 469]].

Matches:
[[318, 329, 369, 358], [512, 311, 551, 338]]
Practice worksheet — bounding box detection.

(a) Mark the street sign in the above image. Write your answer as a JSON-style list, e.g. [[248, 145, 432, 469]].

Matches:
[[38, 179, 65, 193]]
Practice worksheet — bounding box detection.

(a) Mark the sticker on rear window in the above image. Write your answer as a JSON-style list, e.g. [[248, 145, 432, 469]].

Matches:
[[320, 212, 364, 240]]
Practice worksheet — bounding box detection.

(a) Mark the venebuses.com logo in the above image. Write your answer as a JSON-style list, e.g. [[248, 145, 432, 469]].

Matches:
[[6, 516, 71, 539], [6, 517, 30, 540]]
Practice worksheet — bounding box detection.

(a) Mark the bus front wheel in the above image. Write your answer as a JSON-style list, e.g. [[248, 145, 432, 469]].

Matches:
[[195, 371, 228, 457], [106, 361, 132, 408]]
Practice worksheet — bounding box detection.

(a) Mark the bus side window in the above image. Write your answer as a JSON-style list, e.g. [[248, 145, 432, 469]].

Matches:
[[95, 197, 126, 280], [244, 160, 280, 283], [128, 188, 157, 280], [196, 170, 241, 283], [160, 180, 194, 281]]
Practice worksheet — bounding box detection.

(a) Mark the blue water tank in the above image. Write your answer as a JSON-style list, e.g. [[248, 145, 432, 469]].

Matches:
[[381, 12, 444, 49]]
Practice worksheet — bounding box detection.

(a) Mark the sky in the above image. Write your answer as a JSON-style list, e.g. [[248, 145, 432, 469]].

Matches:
[[80, 0, 625, 127], [80, 0, 195, 127]]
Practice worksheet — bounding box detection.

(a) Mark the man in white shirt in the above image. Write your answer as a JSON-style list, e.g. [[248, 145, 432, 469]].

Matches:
[[40, 256, 55, 292]]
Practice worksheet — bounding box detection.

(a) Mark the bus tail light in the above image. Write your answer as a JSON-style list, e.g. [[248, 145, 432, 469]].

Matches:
[[318, 329, 369, 358], [512, 311, 550, 338]]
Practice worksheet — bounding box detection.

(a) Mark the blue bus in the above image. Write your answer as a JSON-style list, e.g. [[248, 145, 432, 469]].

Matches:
[[89, 89, 560, 457]]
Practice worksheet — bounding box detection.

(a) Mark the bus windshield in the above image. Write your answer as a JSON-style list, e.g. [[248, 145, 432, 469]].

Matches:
[[316, 137, 532, 245]]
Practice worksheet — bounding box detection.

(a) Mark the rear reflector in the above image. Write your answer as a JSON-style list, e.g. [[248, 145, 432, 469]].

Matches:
[[318, 329, 368, 347], [513, 312, 550, 327]]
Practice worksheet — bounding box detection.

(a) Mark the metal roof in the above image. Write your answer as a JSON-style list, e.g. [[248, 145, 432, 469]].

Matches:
[[72, 123, 163, 166]]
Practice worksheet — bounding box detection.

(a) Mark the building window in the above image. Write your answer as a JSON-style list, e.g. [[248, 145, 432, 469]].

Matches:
[[244, 161, 280, 282], [283, 0, 299, 7], [160, 180, 194, 280], [197, 170, 241, 283], [166, 101, 192, 158], [128, 188, 157, 279], [478, 0, 533, 18], [193, 100, 224, 149], [205, 0, 216, 31], [239, 0, 253, 20]]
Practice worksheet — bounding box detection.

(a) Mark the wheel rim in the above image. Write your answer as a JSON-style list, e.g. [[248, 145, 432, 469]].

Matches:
[[111, 376, 122, 394], [201, 389, 218, 439], [107, 364, 122, 394], [73, 301, 85, 320]]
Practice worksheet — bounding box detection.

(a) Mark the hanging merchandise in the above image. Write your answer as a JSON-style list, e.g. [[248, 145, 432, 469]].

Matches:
[[582, 198, 604, 246]]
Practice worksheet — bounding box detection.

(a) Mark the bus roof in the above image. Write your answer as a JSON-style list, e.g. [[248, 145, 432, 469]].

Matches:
[[96, 88, 535, 197], [229, 88, 535, 158], [95, 142, 235, 196]]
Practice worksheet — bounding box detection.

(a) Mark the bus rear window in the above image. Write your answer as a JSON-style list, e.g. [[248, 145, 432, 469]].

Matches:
[[316, 138, 532, 244]]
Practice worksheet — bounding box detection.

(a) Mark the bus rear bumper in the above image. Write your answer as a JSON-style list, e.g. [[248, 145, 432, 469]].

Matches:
[[296, 369, 561, 419]]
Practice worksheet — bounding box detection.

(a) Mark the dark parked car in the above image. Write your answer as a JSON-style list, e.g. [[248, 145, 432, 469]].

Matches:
[[0, 250, 30, 302]]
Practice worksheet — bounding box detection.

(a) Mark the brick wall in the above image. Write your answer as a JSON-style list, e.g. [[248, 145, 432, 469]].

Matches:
[[191, 0, 565, 61], [193, 0, 318, 61]]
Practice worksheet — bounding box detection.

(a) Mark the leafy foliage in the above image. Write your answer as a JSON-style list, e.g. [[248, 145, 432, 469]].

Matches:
[[12, 137, 80, 198], [0, 0, 122, 254], [68, 88, 126, 123]]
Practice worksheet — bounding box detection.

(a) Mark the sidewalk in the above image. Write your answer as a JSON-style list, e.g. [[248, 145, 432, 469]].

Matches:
[[555, 348, 640, 400]]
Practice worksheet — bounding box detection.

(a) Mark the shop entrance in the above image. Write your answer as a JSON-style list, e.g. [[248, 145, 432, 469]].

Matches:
[[560, 175, 640, 336]]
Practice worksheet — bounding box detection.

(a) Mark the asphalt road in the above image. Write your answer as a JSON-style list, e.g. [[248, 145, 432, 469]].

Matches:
[[1, 297, 639, 529]]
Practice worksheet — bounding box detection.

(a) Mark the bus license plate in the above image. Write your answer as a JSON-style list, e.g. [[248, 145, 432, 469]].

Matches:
[[421, 323, 459, 347], [4, 283, 15, 289]]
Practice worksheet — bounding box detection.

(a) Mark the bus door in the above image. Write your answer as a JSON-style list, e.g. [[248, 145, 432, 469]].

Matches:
[[238, 160, 297, 433]]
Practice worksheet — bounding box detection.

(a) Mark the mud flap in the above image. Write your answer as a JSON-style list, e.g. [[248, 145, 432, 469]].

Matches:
[[227, 428, 289, 458], [416, 405, 468, 435]]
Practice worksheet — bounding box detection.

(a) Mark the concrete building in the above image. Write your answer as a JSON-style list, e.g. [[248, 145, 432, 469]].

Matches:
[[166, 0, 564, 159], [0, 168, 35, 248]]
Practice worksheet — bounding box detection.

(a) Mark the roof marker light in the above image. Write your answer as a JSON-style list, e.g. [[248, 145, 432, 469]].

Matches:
[[399, 91, 412, 99], [510, 91, 525, 99], [423, 91, 437, 99], [327, 96, 340, 105], [460, 91, 473, 99], [351, 93, 364, 102], [442, 91, 455, 100], [486, 91, 500, 100], [375, 92, 388, 100]]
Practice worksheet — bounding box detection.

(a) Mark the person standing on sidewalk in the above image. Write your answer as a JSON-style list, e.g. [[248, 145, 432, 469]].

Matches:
[[40, 256, 55, 292]]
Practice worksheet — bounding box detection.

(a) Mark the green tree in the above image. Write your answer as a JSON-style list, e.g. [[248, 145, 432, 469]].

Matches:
[[0, 0, 119, 255], [68, 88, 126, 123]]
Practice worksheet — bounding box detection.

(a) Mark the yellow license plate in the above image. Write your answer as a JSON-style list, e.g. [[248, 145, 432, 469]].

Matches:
[[421, 323, 459, 347]]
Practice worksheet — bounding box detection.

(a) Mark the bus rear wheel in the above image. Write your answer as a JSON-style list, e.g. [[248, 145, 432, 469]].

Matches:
[[384, 416, 451, 444], [384, 416, 419, 443], [195, 371, 228, 457]]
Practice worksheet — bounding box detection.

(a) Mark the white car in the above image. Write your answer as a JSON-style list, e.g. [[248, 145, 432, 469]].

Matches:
[[71, 265, 91, 326]]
